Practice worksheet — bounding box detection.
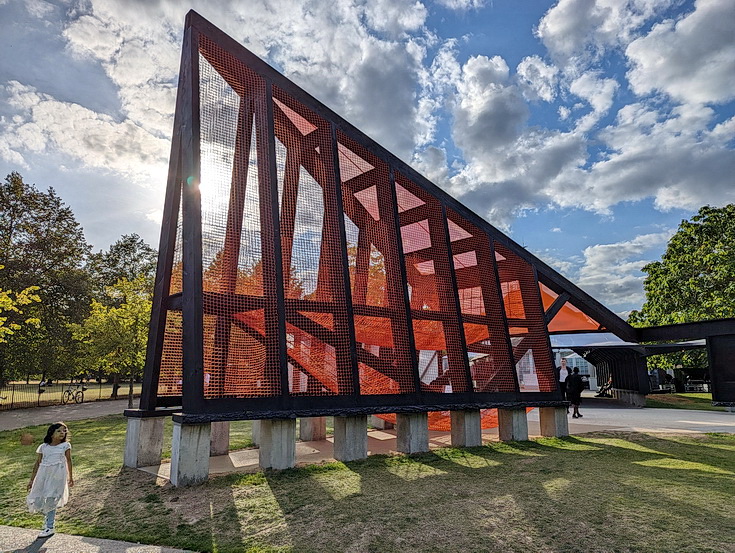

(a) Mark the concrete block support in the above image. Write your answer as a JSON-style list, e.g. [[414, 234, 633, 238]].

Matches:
[[258, 419, 296, 470], [539, 407, 569, 438], [170, 421, 211, 486], [252, 420, 261, 446], [210, 421, 230, 456], [124, 416, 164, 468], [370, 415, 394, 430], [300, 417, 327, 441], [612, 389, 646, 407], [450, 409, 483, 448], [396, 412, 429, 454], [333, 415, 368, 462], [497, 408, 529, 442]]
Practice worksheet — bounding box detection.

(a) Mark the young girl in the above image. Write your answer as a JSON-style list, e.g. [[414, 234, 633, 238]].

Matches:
[[26, 422, 74, 538]]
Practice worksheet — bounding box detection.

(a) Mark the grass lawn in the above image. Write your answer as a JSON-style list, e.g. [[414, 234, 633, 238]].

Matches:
[[645, 392, 726, 412], [1, 416, 734, 553]]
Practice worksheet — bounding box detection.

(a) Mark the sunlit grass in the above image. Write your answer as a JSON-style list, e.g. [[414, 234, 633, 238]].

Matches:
[[646, 392, 725, 411], [1, 416, 733, 553]]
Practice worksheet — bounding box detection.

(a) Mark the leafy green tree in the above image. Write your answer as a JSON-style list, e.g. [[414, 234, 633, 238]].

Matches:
[[87, 234, 157, 301], [0, 172, 91, 383], [628, 204, 735, 371], [70, 276, 151, 408], [0, 265, 40, 343]]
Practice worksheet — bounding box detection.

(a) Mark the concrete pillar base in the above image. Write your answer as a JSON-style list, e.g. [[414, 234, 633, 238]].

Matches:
[[124, 416, 164, 468], [396, 412, 429, 454], [612, 389, 646, 407], [539, 407, 569, 438], [497, 408, 529, 442], [258, 419, 296, 470], [170, 421, 211, 486], [450, 409, 482, 448], [251, 420, 261, 446], [210, 421, 230, 456], [333, 415, 368, 461], [300, 417, 327, 441], [370, 415, 395, 430]]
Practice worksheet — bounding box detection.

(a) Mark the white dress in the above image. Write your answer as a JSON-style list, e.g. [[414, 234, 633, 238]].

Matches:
[[27, 442, 71, 514]]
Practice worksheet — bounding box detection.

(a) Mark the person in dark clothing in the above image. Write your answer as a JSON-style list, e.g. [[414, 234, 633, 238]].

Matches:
[[567, 367, 584, 418]]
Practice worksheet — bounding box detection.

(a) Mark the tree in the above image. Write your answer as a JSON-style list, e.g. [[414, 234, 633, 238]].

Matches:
[[0, 265, 40, 342], [70, 276, 152, 408], [0, 172, 91, 382], [628, 204, 735, 371], [87, 234, 157, 301]]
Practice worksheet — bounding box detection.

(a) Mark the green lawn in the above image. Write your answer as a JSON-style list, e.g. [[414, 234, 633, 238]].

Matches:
[[2, 416, 734, 553], [645, 392, 725, 412]]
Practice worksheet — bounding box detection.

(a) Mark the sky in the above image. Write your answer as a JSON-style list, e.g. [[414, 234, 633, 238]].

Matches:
[[1, 0, 733, 317]]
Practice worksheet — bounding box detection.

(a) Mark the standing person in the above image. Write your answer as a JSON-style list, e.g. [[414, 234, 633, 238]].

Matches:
[[567, 367, 584, 418], [27, 422, 74, 538], [558, 357, 570, 401]]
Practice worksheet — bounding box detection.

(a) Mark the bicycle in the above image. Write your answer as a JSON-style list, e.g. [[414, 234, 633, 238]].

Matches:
[[61, 382, 87, 404]]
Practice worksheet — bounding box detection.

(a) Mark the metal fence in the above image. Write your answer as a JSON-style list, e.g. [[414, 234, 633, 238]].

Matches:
[[0, 381, 142, 411]]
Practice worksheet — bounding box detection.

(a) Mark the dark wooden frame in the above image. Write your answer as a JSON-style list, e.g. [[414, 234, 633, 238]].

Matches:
[[133, 10, 661, 420]]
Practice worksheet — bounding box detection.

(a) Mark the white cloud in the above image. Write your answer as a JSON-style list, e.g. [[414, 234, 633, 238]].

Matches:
[[626, 0, 735, 105], [24, 0, 54, 18], [435, 0, 485, 10], [0, 81, 169, 185], [575, 231, 672, 308], [537, 0, 672, 67], [363, 0, 427, 37], [452, 55, 529, 155], [516, 55, 558, 102], [569, 72, 619, 131]]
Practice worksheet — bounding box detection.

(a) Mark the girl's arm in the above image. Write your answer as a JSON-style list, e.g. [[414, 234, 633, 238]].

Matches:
[[65, 448, 74, 487], [27, 454, 42, 491]]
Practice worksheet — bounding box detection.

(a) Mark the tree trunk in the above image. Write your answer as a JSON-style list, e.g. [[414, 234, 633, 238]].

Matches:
[[111, 373, 120, 399], [128, 370, 134, 409]]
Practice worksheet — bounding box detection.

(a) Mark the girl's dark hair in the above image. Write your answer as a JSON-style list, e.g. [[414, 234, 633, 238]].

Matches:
[[43, 422, 68, 444]]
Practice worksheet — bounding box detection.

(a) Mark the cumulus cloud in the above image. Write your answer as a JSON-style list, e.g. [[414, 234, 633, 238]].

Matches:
[[452, 55, 529, 155], [626, 0, 735, 105], [25, 0, 54, 18], [435, 0, 485, 10], [363, 0, 427, 37], [0, 81, 169, 185], [537, 0, 672, 67], [516, 56, 558, 102], [575, 231, 672, 308], [569, 72, 619, 131]]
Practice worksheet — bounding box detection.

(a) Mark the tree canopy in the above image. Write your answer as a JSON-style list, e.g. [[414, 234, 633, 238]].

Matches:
[[70, 276, 152, 406], [628, 205, 735, 372], [629, 204, 735, 326], [0, 265, 40, 343], [0, 172, 158, 385], [0, 172, 91, 381]]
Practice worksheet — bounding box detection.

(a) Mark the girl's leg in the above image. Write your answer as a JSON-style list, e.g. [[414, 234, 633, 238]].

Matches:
[[44, 509, 56, 529]]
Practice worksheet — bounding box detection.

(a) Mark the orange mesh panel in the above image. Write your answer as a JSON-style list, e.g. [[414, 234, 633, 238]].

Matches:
[[446, 209, 516, 393], [540, 283, 603, 332], [339, 132, 417, 394], [157, 311, 183, 396], [396, 173, 469, 393], [494, 242, 556, 393], [273, 86, 354, 396], [196, 36, 280, 398]]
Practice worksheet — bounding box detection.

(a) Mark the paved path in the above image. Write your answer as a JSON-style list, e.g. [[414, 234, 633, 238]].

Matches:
[[0, 399, 130, 431], [0, 525, 194, 553]]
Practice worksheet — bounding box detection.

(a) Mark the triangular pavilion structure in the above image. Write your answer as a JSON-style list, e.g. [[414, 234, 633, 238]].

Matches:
[[124, 12, 735, 485]]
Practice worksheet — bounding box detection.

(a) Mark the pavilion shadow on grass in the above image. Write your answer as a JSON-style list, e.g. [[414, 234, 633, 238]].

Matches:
[[124, 11, 735, 485]]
